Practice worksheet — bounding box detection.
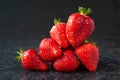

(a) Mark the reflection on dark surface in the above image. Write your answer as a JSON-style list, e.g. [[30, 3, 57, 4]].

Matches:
[[81, 72, 98, 80], [17, 70, 99, 80], [0, 0, 120, 80], [18, 71, 48, 80]]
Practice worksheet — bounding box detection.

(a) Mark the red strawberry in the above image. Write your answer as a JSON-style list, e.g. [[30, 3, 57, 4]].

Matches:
[[39, 38, 62, 61], [16, 48, 48, 71], [50, 18, 68, 48], [75, 42, 99, 72], [66, 7, 95, 48], [53, 50, 79, 72]]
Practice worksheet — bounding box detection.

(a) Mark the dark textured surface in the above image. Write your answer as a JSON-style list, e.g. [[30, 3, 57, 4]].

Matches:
[[0, 0, 120, 80]]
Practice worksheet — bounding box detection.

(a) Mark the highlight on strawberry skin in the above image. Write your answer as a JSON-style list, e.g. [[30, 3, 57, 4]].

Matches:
[[16, 48, 48, 71], [16, 6, 99, 72]]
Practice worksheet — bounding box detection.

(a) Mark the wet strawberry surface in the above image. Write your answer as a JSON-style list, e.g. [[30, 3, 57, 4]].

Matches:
[[0, 0, 120, 80]]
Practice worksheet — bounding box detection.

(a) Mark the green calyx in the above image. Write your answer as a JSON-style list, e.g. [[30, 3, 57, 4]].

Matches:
[[15, 48, 24, 62], [54, 18, 61, 24], [84, 39, 96, 45], [78, 6, 92, 15]]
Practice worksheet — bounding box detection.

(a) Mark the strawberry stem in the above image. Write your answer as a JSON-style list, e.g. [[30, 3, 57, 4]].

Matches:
[[54, 18, 61, 24], [84, 39, 96, 44], [15, 48, 24, 62], [78, 6, 92, 15]]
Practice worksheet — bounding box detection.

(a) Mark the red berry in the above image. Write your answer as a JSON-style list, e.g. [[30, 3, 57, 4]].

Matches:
[[39, 38, 62, 61], [66, 7, 95, 48], [50, 19, 69, 48], [16, 48, 48, 71], [53, 50, 80, 72], [75, 43, 99, 72]]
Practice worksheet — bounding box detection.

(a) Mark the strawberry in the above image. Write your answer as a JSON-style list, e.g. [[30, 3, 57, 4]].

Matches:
[[50, 18, 68, 48], [53, 50, 79, 72], [16, 48, 48, 71], [66, 7, 95, 48], [39, 38, 62, 61], [75, 42, 99, 72]]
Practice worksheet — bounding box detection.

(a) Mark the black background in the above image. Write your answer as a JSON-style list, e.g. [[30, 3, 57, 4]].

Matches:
[[0, 0, 120, 80]]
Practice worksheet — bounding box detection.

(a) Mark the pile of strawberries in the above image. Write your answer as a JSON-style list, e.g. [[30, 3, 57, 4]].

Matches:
[[16, 7, 99, 72]]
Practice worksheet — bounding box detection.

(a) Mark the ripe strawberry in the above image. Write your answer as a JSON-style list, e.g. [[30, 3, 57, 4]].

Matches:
[[16, 48, 48, 71], [53, 50, 79, 72], [75, 42, 99, 72], [39, 38, 62, 61], [66, 7, 95, 48], [50, 18, 68, 48]]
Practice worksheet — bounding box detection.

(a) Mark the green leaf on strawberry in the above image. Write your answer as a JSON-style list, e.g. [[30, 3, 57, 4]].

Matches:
[[78, 6, 92, 15]]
